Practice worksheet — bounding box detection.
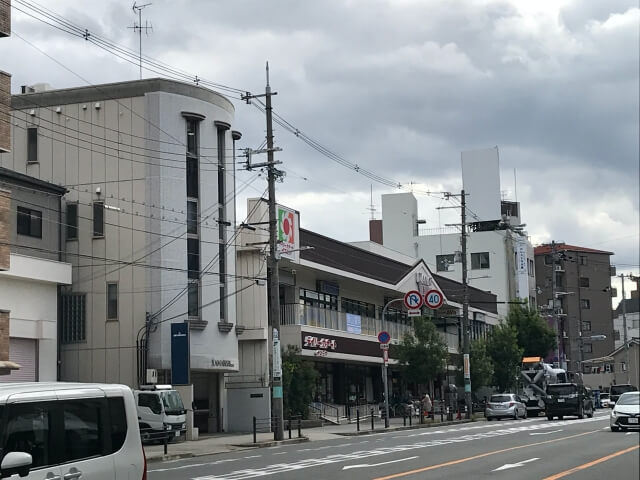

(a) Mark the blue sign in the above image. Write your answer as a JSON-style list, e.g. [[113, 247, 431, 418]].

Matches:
[[378, 331, 391, 344], [346, 313, 362, 334], [171, 322, 190, 385]]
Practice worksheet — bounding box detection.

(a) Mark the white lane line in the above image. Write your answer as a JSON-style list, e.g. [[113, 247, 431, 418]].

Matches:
[[273, 452, 286, 456], [243, 455, 261, 459], [530, 429, 563, 436], [342, 456, 419, 470], [492, 457, 539, 472]]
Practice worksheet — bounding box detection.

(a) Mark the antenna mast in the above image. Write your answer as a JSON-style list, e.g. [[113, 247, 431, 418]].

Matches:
[[129, 2, 153, 79]]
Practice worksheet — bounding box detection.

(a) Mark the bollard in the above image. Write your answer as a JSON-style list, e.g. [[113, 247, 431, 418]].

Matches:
[[253, 416, 257, 444], [440, 405, 444, 423], [409, 413, 412, 426], [288, 416, 292, 439], [403, 414, 406, 426], [163, 433, 168, 455], [357, 409, 360, 432], [371, 408, 374, 431], [273, 417, 277, 441], [298, 418, 302, 438]]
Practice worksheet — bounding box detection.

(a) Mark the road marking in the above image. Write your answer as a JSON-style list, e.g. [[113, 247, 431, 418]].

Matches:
[[530, 430, 563, 436], [626, 432, 637, 435], [342, 456, 418, 470], [491, 457, 539, 471], [273, 452, 286, 455], [541, 445, 640, 480], [371, 430, 599, 480]]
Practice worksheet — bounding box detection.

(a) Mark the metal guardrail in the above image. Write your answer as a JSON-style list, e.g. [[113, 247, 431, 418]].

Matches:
[[252, 416, 303, 443]]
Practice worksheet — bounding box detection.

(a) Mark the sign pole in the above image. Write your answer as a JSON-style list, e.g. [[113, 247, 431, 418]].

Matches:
[[383, 360, 389, 428]]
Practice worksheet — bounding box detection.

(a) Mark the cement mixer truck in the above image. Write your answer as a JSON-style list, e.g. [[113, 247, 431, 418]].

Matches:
[[520, 356, 567, 416]]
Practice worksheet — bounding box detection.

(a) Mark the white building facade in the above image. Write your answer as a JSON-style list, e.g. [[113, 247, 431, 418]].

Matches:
[[0, 79, 242, 433]]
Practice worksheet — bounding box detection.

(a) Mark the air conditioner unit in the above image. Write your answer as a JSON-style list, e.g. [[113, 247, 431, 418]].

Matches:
[[605, 364, 612, 373]]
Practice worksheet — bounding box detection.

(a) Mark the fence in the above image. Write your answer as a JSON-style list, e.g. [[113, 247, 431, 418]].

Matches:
[[252, 416, 303, 443]]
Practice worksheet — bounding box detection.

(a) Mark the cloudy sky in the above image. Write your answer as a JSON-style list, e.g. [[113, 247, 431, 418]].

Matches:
[[2, 0, 639, 298]]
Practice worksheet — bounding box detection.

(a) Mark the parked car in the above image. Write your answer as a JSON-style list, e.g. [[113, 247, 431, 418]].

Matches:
[[610, 392, 640, 432], [545, 383, 594, 420], [600, 393, 611, 408], [485, 393, 527, 421], [0, 382, 146, 480], [134, 384, 186, 442], [609, 384, 638, 406]]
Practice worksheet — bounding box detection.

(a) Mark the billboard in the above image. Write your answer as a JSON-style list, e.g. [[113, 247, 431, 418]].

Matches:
[[171, 322, 190, 385], [461, 147, 501, 222], [277, 205, 300, 262]]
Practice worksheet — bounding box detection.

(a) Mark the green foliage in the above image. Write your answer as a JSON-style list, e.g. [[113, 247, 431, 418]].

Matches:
[[457, 337, 494, 389], [281, 345, 319, 419], [506, 303, 557, 357], [395, 317, 448, 386], [486, 323, 523, 392]]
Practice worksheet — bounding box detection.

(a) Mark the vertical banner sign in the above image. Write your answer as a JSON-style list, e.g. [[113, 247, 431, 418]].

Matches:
[[277, 205, 300, 262], [171, 322, 190, 385], [272, 328, 282, 379], [463, 353, 470, 379]]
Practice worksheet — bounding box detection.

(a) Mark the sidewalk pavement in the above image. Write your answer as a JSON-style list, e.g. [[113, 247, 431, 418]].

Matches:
[[145, 414, 482, 462]]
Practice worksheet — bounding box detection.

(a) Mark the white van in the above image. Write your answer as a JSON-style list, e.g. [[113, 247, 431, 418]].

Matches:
[[0, 382, 146, 480], [134, 385, 186, 442]]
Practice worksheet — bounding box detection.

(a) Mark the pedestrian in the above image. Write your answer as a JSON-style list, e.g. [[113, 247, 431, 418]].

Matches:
[[422, 393, 432, 421]]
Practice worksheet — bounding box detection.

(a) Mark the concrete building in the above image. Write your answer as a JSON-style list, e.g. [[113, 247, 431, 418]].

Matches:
[[534, 243, 615, 372], [232, 198, 499, 430], [0, 78, 242, 433], [613, 296, 639, 350], [0, 167, 72, 381], [1, 0, 11, 154], [374, 192, 535, 318], [581, 338, 640, 390]]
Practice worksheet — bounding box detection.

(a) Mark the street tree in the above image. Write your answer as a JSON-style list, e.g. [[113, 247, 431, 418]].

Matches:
[[506, 303, 556, 357], [395, 316, 448, 388], [281, 345, 319, 419], [486, 323, 523, 392]]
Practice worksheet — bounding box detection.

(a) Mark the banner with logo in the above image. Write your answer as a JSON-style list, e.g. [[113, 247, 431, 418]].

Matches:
[[171, 322, 190, 385], [277, 205, 300, 262]]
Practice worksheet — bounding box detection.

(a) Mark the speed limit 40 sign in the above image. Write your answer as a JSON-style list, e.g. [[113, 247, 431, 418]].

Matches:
[[424, 289, 444, 309]]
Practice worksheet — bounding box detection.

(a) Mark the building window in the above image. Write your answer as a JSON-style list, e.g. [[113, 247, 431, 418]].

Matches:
[[614, 330, 621, 341], [17, 206, 42, 238], [186, 157, 198, 198], [544, 255, 553, 265], [188, 281, 199, 318], [61, 293, 86, 343], [300, 288, 338, 310], [471, 252, 490, 269], [66, 203, 78, 240], [528, 259, 534, 276], [186, 118, 198, 157], [341, 298, 376, 318], [187, 200, 198, 234], [187, 238, 199, 279], [582, 321, 591, 332], [579, 277, 590, 287], [436, 254, 455, 272], [579, 256, 587, 266], [107, 282, 118, 320], [583, 343, 592, 353], [27, 127, 38, 163], [93, 201, 104, 237], [580, 299, 591, 309]]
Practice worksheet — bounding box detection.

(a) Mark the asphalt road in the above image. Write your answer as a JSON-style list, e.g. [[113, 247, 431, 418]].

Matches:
[[148, 411, 639, 480]]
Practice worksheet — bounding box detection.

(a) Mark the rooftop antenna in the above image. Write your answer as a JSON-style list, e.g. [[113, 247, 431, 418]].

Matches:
[[366, 184, 377, 220], [129, 2, 153, 79]]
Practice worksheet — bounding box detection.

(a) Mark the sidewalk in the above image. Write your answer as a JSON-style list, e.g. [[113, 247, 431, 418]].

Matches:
[[145, 414, 482, 462]]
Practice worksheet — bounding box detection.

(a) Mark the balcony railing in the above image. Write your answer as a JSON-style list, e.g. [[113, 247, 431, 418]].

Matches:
[[281, 304, 412, 341]]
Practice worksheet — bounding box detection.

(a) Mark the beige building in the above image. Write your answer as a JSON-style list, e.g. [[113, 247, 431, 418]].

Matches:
[[0, 78, 244, 433]]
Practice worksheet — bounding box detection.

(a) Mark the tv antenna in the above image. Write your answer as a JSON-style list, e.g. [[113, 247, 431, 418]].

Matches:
[[129, 2, 153, 79], [366, 185, 377, 220]]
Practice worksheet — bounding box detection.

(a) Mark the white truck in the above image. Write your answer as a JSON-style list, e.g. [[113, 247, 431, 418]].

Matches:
[[134, 385, 187, 442], [520, 357, 567, 416]]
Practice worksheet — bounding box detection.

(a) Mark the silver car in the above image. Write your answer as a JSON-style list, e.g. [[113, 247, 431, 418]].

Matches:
[[485, 393, 527, 421]]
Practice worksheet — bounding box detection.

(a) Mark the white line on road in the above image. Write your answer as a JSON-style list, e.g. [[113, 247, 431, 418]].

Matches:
[[273, 452, 286, 455], [342, 456, 419, 470], [491, 457, 539, 472], [530, 430, 563, 436]]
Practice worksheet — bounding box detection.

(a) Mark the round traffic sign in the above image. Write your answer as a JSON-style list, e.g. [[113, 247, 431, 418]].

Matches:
[[378, 331, 391, 344], [404, 290, 423, 310], [424, 289, 444, 309]]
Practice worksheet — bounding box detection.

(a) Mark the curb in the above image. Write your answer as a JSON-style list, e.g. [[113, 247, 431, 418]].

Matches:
[[146, 437, 309, 463], [335, 418, 482, 436]]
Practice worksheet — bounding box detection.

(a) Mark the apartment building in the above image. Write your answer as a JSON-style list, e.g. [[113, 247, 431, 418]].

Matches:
[[0, 78, 242, 432]]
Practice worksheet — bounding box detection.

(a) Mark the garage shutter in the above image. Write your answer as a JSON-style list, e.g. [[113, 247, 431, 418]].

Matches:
[[0, 338, 37, 382]]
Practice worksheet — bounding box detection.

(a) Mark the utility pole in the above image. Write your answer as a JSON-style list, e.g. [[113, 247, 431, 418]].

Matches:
[[242, 63, 284, 440], [129, 2, 153, 79], [460, 189, 471, 419], [619, 274, 630, 384], [550, 241, 560, 367]]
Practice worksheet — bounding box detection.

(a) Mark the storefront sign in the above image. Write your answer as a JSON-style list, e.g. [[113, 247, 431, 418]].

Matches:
[[211, 359, 235, 368], [171, 322, 190, 385], [346, 313, 361, 334], [301, 331, 393, 359]]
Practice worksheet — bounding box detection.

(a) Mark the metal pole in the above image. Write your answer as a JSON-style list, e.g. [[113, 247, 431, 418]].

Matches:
[[370, 408, 374, 430], [383, 362, 389, 428], [265, 63, 285, 441], [551, 241, 559, 365], [620, 274, 630, 384], [253, 416, 256, 444], [461, 189, 472, 419]]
